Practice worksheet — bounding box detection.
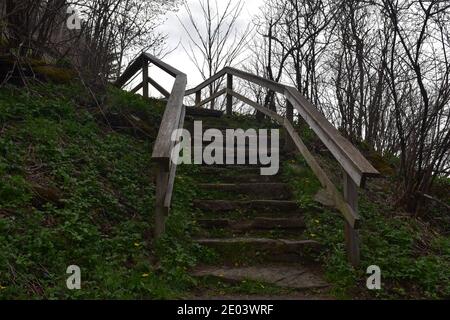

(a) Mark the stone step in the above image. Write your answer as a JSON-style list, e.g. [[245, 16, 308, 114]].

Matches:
[[197, 172, 281, 184], [186, 129, 284, 143], [186, 107, 224, 118], [193, 145, 284, 156], [199, 156, 287, 168], [193, 200, 300, 214], [197, 166, 284, 177], [192, 265, 329, 290], [198, 166, 283, 179], [186, 126, 282, 134], [197, 155, 288, 170], [191, 145, 284, 157], [198, 218, 306, 231], [196, 138, 285, 145], [194, 149, 282, 161], [199, 166, 264, 176], [191, 137, 285, 148], [196, 238, 320, 264], [198, 183, 293, 200]]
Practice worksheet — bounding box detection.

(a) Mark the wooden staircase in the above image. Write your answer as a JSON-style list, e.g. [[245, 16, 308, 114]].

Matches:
[[185, 112, 329, 291], [115, 53, 380, 272]]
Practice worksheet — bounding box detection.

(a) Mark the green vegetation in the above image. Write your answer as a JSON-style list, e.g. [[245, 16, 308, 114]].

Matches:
[[283, 155, 450, 299], [0, 83, 206, 299], [0, 81, 448, 300]]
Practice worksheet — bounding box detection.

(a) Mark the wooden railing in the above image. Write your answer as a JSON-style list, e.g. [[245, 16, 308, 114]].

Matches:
[[185, 67, 380, 266], [117, 56, 379, 266], [115, 53, 187, 239]]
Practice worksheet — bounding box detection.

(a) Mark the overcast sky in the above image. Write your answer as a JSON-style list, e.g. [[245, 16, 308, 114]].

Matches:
[[144, 0, 265, 96]]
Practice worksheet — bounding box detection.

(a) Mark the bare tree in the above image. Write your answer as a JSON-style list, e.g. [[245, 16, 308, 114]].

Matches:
[[381, 0, 450, 213], [247, 0, 450, 213], [0, 0, 180, 84], [179, 0, 251, 109], [250, 0, 337, 118], [2, 0, 72, 56]]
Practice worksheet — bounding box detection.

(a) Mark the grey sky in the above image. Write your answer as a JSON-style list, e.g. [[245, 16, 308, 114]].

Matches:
[[145, 0, 265, 96]]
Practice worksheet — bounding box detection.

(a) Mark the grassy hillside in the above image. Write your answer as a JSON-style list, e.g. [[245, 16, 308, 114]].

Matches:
[[283, 154, 450, 299], [0, 81, 448, 300], [0, 83, 208, 299]]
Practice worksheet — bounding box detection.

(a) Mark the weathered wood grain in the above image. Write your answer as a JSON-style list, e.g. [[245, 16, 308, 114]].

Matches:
[[115, 55, 144, 87], [142, 53, 182, 78], [285, 87, 379, 187], [164, 105, 186, 209], [284, 121, 360, 228], [142, 60, 149, 98], [228, 90, 284, 124], [227, 74, 233, 115], [195, 88, 227, 108], [152, 74, 187, 168], [155, 163, 169, 239], [286, 99, 294, 123], [195, 90, 202, 105], [227, 67, 286, 94], [185, 69, 228, 96], [148, 76, 170, 98], [344, 172, 360, 266], [130, 82, 143, 94]]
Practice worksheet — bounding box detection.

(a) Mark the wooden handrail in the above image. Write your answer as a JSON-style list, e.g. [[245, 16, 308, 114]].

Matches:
[[186, 68, 378, 187], [227, 67, 286, 94], [152, 74, 187, 166], [285, 88, 379, 187], [185, 67, 286, 96], [117, 54, 380, 266], [141, 53, 184, 78], [115, 55, 146, 88], [185, 69, 228, 96], [185, 68, 380, 266], [117, 53, 187, 239], [195, 88, 227, 108]]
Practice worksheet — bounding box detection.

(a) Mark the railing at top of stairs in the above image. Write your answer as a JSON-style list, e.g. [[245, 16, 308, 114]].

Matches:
[[116, 54, 380, 267]]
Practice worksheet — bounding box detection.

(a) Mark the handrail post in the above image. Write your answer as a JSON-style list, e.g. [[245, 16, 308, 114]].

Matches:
[[195, 90, 201, 106], [343, 172, 360, 267], [142, 59, 149, 98], [209, 86, 215, 110], [226, 74, 233, 115], [284, 99, 295, 152], [155, 163, 169, 239], [286, 99, 294, 123], [256, 110, 265, 122]]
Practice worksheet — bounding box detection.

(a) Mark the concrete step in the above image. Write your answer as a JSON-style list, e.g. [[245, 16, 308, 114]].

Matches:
[[194, 150, 282, 163], [198, 217, 306, 231], [192, 145, 284, 155], [193, 200, 300, 214], [191, 137, 285, 148], [186, 128, 285, 144], [197, 155, 288, 170], [199, 161, 283, 169], [192, 264, 329, 290], [196, 238, 320, 264], [198, 166, 264, 176], [197, 173, 281, 184], [198, 183, 293, 200], [186, 107, 224, 118], [186, 126, 282, 134], [196, 139, 285, 146]]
